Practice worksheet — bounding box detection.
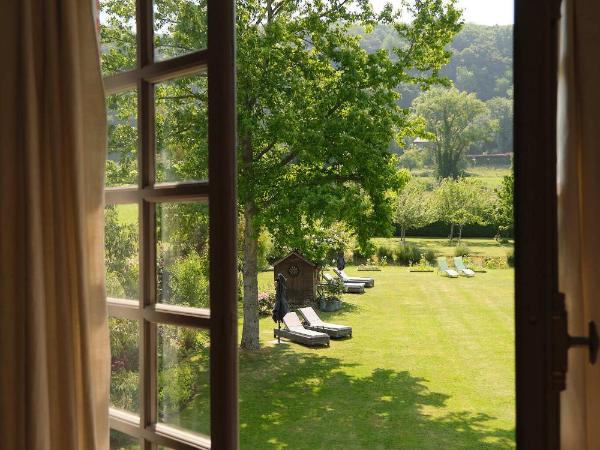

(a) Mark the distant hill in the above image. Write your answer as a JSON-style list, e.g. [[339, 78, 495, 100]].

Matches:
[[352, 23, 513, 107]]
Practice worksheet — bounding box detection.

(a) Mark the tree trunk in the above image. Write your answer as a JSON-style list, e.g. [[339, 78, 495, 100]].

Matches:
[[457, 224, 463, 244], [401, 226, 406, 244], [240, 202, 260, 350], [448, 223, 454, 243]]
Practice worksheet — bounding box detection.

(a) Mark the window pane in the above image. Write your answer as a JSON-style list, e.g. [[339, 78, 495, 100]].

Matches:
[[110, 318, 140, 413], [158, 325, 210, 436], [154, 0, 207, 61], [106, 90, 138, 188], [105, 204, 139, 300], [155, 75, 208, 183], [157, 203, 209, 307], [100, 0, 137, 76], [110, 430, 139, 450]]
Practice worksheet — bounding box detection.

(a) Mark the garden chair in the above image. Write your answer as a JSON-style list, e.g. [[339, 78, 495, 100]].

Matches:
[[323, 272, 365, 294], [333, 268, 375, 287], [274, 312, 330, 347], [437, 257, 459, 278], [298, 307, 352, 338], [454, 256, 475, 277]]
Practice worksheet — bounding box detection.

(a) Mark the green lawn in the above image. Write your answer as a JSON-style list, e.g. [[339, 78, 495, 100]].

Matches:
[[224, 266, 515, 449], [371, 237, 513, 258], [412, 166, 511, 190]]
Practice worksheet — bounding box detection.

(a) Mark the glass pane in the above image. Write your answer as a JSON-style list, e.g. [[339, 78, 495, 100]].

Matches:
[[110, 430, 139, 450], [106, 90, 138, 187], [158, 325, 210, 436], [99, 0, 137, 76], [105, 204, 139, 300], [154, 0, 207, 61], [110, 318, 140, 413], [155, 75, 208, 183], [157, 203, 209, 307]]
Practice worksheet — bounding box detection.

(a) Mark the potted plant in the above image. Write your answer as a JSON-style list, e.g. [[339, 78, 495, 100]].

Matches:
[[318, 276, 344, 312]]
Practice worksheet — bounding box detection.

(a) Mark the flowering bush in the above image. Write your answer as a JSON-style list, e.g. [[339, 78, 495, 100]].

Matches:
[[258, 291, 275, 316]]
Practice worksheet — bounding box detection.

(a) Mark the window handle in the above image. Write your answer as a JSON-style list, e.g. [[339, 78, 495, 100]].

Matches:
[[568, 321, 599, 365]]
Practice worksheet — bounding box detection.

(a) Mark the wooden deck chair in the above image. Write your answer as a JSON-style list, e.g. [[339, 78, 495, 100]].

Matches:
[[274, 312, 330, 347], [298, 307, 352, 338], [437, 257, 459, 278]]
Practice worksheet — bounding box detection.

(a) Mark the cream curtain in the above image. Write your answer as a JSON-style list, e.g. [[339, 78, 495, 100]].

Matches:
[[0, 0, 109, 449], [557, 0, 600, 449]]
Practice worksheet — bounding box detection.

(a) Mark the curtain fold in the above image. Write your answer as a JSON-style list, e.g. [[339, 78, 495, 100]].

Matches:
[[558, 0, 600, 449], [0, 1, 109, 449]]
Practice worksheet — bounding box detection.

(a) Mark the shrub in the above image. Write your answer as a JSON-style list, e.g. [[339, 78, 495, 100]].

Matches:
[[423, 249, 436, 266], [395, 243, 423, 266], [352, 242, 376, 265], [258, 292, 275, 316], [167, 253, 209, 308], [483, 256, 508, 269], [454, 245, 470, 257], [506, 249, 515, 267], [412, 255, 434, 270], [321, 276, 345, 298], [376, 245, 395, 262]]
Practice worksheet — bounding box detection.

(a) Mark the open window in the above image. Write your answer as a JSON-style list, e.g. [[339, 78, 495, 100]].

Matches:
[[101, 0, 237, 448]]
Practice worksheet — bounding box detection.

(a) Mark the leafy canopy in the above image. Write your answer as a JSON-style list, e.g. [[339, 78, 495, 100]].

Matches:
[[394, 178, 434, 240], [414, 86, 497, 179]]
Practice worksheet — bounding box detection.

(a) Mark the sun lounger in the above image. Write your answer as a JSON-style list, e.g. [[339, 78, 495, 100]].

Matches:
[[453, 257, 475, 277], [333, 268, 374, 287], [274, 312, 330, 347], [323, 272, 365, 294], [437, 257, 459, 278], [298, 307, 352, 338]]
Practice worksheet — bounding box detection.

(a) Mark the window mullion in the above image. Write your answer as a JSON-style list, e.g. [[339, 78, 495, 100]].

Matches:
[[137, 1, 156, 448]]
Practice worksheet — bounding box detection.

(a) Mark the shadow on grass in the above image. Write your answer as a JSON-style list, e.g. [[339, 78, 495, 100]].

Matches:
[[174, 345, 514, 449], [237, 346, 514, 450]]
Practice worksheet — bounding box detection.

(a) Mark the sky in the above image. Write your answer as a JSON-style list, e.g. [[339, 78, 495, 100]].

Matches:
[[370, 0, 514, 26]]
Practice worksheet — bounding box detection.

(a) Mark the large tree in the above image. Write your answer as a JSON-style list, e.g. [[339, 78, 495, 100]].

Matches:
[[101, 0, 463, 350], [414, 86, 497, 179]]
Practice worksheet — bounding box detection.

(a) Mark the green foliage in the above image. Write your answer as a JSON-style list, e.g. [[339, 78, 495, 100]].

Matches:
[[454, 245, 470, 257], [158, 327, 210, 420], [101, 0, 464, 350], [412, 254, 435, 270], [414, 87, 498, 179], [167, 253, 210, 308], [257, 292, 275, 316], [443, 24, 513, 101], [105, 206, 138, 299], [423, 249, 437, 266], [434, 178, 492, 242], [395, 243, 423, 266], [109, 318, 139, 412], [394, 179, 435, 241], [397, 146, 433, 170], [256, 232, 274, 271], [321, 275, 345, 299], [493, 172, 514, 239], [377, 245, 395, 261], [483, 256, 509, 269], [353, 23, 513, 106], [506, 249, 515, 268], [486, 96, 513, 152], [352, 240, 377, 264]]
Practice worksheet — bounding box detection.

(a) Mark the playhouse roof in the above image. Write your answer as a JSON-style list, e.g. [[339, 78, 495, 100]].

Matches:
[[272, 251, 317, 268]]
